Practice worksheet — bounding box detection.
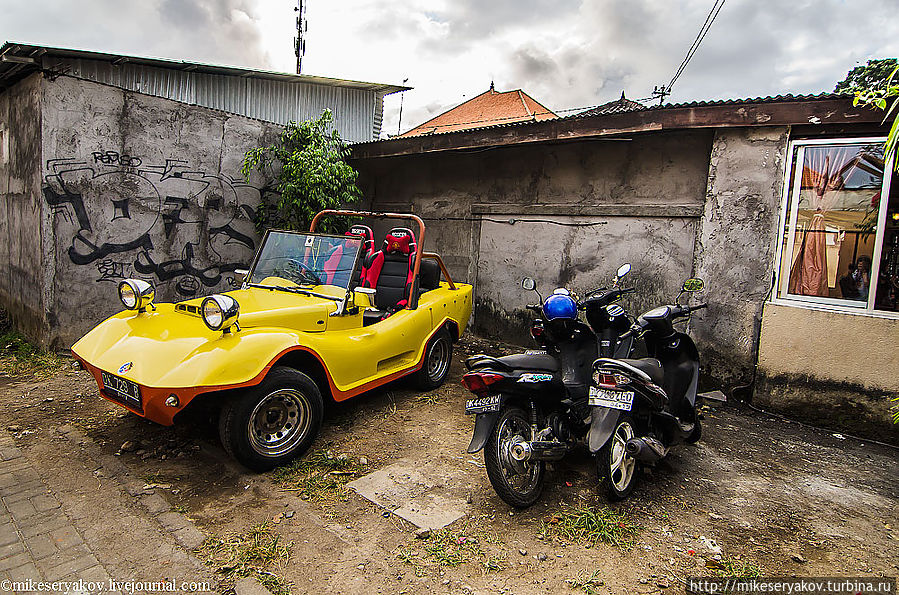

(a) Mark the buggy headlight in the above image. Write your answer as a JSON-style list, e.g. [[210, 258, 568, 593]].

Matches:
[[118, 279, 155, 312], [201, 295, 240, 332]]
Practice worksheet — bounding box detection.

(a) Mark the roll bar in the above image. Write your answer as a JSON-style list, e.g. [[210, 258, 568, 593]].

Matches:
[[309, 210, 457, 310]]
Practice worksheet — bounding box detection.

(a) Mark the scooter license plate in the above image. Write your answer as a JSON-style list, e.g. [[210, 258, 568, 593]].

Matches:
[[589, 387, 634, 411], [465, 394, 501, 414]]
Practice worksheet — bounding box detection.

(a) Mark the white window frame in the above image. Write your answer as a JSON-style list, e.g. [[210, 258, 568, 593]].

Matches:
[[771, 136, 898, 319]]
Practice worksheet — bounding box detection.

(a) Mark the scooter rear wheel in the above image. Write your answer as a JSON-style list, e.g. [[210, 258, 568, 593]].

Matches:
[[598, 414, 638, 501], [484, 406, 545, 508]]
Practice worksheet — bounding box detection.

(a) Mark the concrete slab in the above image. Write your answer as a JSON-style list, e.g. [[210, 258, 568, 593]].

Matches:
[[347, 458, 472, 530]]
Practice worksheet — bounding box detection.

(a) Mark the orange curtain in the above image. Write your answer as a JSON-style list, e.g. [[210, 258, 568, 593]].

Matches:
[[788, 147, 855, 296]]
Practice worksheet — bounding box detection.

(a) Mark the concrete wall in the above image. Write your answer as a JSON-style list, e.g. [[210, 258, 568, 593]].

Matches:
[[355, 131, 713, 342], [36, 75, 282, 346], [756, 302, 899, 443], [0, 73, 45, 339], [691, 127, 789, 387]]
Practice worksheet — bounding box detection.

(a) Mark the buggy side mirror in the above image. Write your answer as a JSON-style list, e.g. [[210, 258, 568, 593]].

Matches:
[[521, 277, 537, 291]]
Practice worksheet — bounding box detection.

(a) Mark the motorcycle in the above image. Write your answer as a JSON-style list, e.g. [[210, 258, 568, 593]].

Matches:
[[462, 264, 640, 508], [588, 277, 706, 500]]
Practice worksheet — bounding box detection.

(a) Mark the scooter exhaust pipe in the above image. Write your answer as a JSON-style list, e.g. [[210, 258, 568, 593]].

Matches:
[[624, 437, 668, 463], [510, 440, 569, 462]]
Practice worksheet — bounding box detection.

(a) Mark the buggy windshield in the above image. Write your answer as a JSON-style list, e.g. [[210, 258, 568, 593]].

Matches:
[[248, 231, 362, 290]]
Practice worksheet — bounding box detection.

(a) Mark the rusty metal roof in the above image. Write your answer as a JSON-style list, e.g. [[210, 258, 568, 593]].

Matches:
[[352, 92, 883, 158]]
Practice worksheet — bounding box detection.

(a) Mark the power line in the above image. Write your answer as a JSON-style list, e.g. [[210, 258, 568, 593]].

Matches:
[[656, 0, 727, 103]]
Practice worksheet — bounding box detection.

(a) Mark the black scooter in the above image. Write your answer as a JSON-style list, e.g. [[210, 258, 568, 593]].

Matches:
[[588, 278, 706, 500], [463, 264, 639, 508]]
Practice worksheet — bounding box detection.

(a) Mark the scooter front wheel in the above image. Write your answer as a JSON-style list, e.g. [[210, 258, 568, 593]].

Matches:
[[484, 406, 545, 508], [598, 414, 638, 501]]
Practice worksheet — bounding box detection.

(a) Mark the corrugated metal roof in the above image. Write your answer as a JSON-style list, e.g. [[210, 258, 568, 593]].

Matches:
[[0, 42, 411, 142]]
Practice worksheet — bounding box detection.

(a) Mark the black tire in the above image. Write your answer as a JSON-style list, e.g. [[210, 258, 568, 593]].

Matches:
[[484, 406, 545, 508], [598, 414, 639, 501], [219, 366, 323, 472], [685, 414, 702, 444], [414, 328, 453, 390]]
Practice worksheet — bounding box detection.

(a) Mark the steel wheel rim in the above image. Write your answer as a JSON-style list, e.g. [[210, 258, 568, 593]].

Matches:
[[497, 413, 540, 494], [609, 421, 636, 491], [426, 336, 449, 382], [247, 388, 311, 457]]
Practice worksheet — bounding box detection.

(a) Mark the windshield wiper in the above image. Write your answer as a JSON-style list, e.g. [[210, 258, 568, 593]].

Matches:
[[246, 282, 341, 302]]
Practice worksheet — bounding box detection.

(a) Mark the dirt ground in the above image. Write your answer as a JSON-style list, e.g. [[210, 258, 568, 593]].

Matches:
[[1, 334, 897, 594]]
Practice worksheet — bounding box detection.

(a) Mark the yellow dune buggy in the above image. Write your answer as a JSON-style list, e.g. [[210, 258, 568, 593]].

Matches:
[[72, 210, 473, 470]]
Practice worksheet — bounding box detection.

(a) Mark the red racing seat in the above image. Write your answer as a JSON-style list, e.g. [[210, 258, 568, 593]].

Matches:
[[361, 227, 417, 314]]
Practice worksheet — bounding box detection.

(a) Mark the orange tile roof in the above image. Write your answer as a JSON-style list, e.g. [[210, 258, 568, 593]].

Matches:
[[399, 84, 557, 137]]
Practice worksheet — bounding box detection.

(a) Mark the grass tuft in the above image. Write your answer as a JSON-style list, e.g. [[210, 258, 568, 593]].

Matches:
[[705, 555, 762, 578], [196, 523, 292, 595], [566, 569, 605, 594], [271, 449, 366, 513], [396, 524, 506, 574], [0, 330, 66, 379], [541, 503, 640, 550]]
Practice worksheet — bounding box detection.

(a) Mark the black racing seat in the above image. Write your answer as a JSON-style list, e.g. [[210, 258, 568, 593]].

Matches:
[[618, 358, 664, 386], [466, 353, 559, 372]]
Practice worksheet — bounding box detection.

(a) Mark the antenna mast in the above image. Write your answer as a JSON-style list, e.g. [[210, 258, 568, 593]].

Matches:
[[294, 0, 307, 74]]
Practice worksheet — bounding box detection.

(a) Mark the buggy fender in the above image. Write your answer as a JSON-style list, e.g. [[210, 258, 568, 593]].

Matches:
[[467, 411, 500, 453], [588, 407, 622, 453]]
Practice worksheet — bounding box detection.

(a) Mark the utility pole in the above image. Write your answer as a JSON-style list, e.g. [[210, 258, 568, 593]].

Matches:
[[652, 85, 670, 106], [397, 78, 409, 135], [294, 0, 307, 74]]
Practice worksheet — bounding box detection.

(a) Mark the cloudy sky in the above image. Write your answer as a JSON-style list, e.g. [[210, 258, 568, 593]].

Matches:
[[3, 0, 898, 138]]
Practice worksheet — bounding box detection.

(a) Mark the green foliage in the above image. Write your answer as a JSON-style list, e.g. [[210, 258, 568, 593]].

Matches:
[[241, 109, 361, 234], [853, 64, 899, 173], [196, 523, 292, 595], [541, 503, 640, 550], [835, 59, 898, 94]]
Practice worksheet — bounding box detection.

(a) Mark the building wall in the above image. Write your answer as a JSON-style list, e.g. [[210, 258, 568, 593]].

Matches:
[[37, 75, 282, 347], [355, 131, 713, 344], [756, 302, 898, 443], [690, 127, 790, 386], [0, 73, 45, 339]]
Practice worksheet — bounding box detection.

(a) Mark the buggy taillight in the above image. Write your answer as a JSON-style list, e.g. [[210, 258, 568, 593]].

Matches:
[[461, 372, 504, 394]]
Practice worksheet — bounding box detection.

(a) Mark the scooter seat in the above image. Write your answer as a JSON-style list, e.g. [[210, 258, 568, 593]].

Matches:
[[618, 358, 665, 386], [496, 353, 559, 372]]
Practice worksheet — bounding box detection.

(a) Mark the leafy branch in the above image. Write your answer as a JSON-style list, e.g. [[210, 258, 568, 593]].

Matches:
[[241, 109, 362, 234], [853, 65, 899, 172]]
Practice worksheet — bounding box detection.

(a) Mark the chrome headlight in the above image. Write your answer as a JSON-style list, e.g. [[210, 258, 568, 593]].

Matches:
[[201, 294, 240, 332], [118, 279, 155, 312]]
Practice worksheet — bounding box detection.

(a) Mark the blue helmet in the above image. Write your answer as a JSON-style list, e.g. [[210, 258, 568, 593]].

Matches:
[[543, 293, 577, 320]]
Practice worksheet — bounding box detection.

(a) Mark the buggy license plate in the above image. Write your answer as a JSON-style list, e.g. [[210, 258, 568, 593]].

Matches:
[[101, 371, 143, 411], [589, 387, 634, 411], [465, 394, 501, 414]]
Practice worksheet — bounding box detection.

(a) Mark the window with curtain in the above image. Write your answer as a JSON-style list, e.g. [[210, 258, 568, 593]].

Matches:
[[776, 138, 899, 313]]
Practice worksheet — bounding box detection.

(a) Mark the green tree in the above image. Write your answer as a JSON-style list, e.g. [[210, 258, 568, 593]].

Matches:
[[835, 59, 898, 94], [852, 65, 899, 174], [241, 109, 362, 234]]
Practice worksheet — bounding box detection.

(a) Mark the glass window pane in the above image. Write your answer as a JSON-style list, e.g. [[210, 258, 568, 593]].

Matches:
[[875, 169, 899, 311], [781, 143, 884, 303]]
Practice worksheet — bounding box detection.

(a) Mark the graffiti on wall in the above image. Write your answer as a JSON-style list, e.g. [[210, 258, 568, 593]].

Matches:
[[43, 152, 260, 297]]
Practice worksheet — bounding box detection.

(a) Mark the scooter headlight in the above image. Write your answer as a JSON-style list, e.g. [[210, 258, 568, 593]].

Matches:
[[201, 294, 240, 332], [118, 279, 155, 312]]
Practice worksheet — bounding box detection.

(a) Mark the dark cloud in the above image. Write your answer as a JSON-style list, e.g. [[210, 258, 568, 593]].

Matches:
[[0, 0, 271, 70]]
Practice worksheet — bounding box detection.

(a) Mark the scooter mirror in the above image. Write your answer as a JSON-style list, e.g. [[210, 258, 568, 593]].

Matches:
[[683, 278, 705, 292], [616, 263, 631, 279], [521, 277, 537, 291]]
